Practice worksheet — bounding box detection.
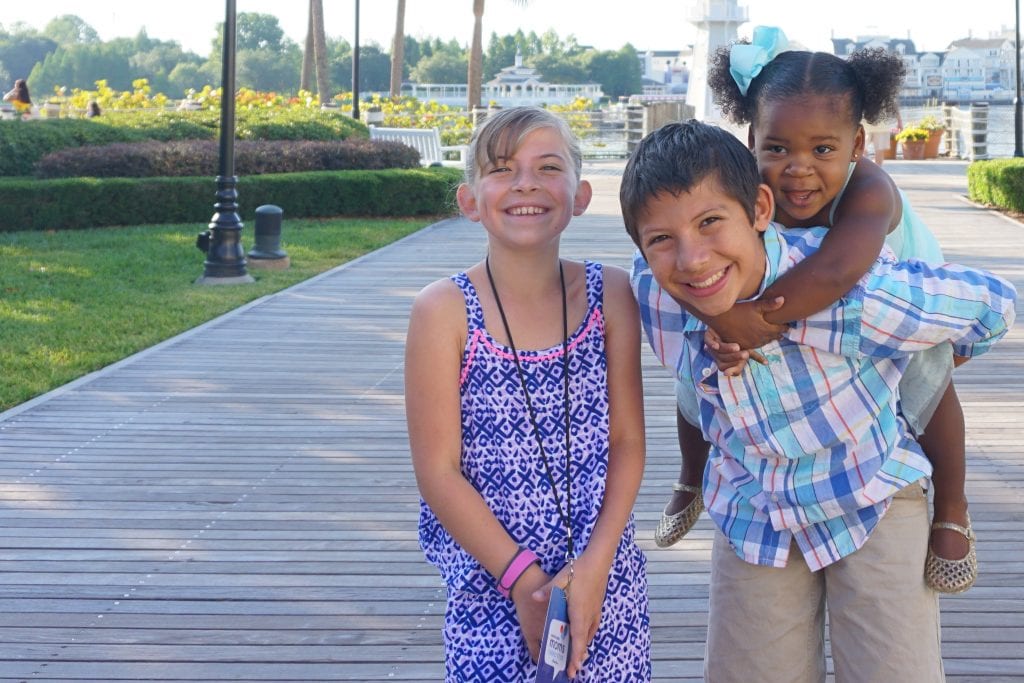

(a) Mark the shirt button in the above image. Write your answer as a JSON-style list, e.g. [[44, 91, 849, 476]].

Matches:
[[770, 493, 780, 502], [701, 367, 713, 377]]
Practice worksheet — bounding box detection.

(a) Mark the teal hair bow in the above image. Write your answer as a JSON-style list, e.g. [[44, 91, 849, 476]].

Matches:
[[729, 26, 789, 96]]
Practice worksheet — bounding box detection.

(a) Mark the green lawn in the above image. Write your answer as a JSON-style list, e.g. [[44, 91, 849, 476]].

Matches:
[[0, 217, 431, 412]]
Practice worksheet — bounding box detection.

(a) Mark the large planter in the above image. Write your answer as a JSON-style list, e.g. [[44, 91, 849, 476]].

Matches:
[[924, 129, 944, 158], [901, 139, 926, 160], [884, 137, 897, 160]]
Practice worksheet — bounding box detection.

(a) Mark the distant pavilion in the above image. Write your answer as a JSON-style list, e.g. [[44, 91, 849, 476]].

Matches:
[[403, 50, 604, 107]]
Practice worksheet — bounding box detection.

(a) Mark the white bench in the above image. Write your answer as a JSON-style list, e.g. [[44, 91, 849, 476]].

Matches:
[[369, 126, 467, 168]]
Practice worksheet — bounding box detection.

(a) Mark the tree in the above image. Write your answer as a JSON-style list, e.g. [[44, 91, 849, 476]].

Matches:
[[528, 53, 586, 84], [310, 0, 330, 101], [389, 0, 406, 98], [334, 44, 391, 91], [467, 1, 528, 110], [0, 32, 58, 84], [412, 51, 468, 84], [581, 44, 642, 99], [168, 62, 206, 96], [467, 0, 485, 110], [237, 48, 301, 92], [300, 0, 314, 91], [484, 32, 522, 81], [210, 13, 290, 56], [44, 15, 100, 46]]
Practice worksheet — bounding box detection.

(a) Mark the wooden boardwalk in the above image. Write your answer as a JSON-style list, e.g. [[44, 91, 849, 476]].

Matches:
[[0, 160, 1021, 681]]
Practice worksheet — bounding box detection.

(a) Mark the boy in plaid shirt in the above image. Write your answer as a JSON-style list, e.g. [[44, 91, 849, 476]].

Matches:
[[622, 120, 1016, 681]]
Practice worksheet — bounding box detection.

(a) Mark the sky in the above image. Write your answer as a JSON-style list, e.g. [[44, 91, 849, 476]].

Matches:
[[1, 1, 1017, 58]]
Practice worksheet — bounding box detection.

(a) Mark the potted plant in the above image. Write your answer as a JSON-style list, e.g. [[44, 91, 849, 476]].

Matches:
[[895, 126, 929, 160], [918, 115, 945, 158]]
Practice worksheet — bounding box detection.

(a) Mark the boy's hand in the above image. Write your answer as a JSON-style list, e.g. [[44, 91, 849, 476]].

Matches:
[[534, 554, 608, 679], [512, 564, 553, 663], [708, 297, 787, 350]]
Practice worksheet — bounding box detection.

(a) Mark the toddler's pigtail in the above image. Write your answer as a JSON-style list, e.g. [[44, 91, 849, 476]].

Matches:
[[708, 42, 753, 125], [847, 48, 906, 124]]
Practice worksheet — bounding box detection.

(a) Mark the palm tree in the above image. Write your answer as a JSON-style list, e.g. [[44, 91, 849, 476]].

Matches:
[[389, 0, 406, 100], [467, 0, 528, 112], [300, 0, 315, 92], [310, 0, 330, 103]]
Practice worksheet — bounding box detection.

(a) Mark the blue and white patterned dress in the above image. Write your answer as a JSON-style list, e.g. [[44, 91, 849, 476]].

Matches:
[[418, 260, 651, 682]]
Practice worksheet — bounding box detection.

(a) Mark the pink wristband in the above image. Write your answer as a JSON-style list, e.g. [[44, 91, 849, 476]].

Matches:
[[497, 548, 539, 599]]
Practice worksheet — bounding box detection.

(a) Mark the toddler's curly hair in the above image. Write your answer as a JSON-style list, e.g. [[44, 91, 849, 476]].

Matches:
[[707, 44, 906, 128]]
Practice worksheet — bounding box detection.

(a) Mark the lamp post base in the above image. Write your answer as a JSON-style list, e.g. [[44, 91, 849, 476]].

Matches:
[[194, 273, 256, 286]]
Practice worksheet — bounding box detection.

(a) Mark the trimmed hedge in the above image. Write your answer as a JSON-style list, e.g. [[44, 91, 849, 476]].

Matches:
[[967, 158, 1024, 214], [0, 119, 150, 176], [36, 139, 421, 178], [0, 109, 369, 177], [0, 168, 462, 232]]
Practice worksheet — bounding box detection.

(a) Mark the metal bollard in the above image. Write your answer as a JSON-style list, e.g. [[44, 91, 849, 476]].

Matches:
[[247, 205, 290, 270]]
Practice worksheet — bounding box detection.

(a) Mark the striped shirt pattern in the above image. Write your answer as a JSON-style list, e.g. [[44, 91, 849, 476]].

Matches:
[[632, 224, 1016, 570]]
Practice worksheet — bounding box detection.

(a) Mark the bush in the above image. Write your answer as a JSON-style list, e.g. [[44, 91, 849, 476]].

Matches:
[[0, 168, 462, 232], [967, 158, 1024, 213], [0, 108, 370, 176], [35, 139, 422, 178], [0, 119, 150, 176]]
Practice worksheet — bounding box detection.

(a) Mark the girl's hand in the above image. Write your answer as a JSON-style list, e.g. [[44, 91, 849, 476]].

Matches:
[[511, 564, 553, 663], [708, 297, 787, 350], [705, 328, 752, 376], [535, 554, 609, 679]]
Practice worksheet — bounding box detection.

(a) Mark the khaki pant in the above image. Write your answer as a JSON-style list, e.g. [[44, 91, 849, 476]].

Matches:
[[704, 482, 944, 682]]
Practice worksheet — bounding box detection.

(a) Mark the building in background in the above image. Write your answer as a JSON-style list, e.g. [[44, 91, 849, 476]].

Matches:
[[832, 30, 1019, 103], [402, 50, 603, 107], [686, 0, 746, 121]]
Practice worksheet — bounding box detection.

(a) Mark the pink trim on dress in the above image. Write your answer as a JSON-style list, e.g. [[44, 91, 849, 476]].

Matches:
[[458, 308, 605, 387]]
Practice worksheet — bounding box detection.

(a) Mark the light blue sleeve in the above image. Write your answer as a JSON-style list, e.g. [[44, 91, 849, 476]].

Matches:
[[855, 257, 1016, 359]]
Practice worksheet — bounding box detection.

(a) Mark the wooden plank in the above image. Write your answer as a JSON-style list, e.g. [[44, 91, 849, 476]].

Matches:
[[0, 161, 1021, 681]]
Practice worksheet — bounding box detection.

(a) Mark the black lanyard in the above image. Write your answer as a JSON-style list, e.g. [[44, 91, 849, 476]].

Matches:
[[485, 256, 574, 562]]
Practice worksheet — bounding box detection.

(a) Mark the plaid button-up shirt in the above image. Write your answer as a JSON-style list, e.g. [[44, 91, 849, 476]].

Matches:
[[632, 224, 1016, 570]]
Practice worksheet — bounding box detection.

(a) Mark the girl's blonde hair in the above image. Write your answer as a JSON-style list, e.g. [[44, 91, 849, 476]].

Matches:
[[464, 106, 582, 187]]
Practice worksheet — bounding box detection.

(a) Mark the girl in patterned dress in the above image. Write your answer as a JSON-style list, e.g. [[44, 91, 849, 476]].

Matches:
[[405, 106, 651, 682]]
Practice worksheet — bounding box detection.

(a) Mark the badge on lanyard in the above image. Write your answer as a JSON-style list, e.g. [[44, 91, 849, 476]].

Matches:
[[535, 586, 571, 683]]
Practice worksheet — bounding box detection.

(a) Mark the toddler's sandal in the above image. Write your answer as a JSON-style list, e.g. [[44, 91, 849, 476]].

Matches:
[[654, 483, 703, 548], [924, 512, 977, 594]]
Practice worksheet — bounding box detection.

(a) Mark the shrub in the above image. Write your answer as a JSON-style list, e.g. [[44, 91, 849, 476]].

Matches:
[[967, 158, 1024, 213], [35, 139, 421, 178], [0, 108, 370, 176], [0, 168, 462, 232], [0, 119, 149, 176]]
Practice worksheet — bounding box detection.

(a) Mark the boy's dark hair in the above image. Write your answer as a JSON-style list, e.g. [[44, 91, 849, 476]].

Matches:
[[620, 120, 761, 249], [707, 46, 906, 128]]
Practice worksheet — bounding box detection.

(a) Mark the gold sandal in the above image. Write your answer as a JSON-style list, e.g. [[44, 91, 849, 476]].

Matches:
[[654, 483, 704, 548], [924, 512, 977, 594]]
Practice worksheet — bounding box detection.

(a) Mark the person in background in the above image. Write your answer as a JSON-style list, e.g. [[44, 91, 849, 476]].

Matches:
[[3, 79, 38, 119]]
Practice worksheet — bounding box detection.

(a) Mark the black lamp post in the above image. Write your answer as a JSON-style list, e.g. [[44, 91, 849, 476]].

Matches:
[[1014, 0, 1023, 157], [196, 0, 253, 284], [352, 0, 361, 121]]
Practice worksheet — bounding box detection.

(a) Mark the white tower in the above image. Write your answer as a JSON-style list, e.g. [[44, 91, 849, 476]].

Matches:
[[686, 0, 748, 123]]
